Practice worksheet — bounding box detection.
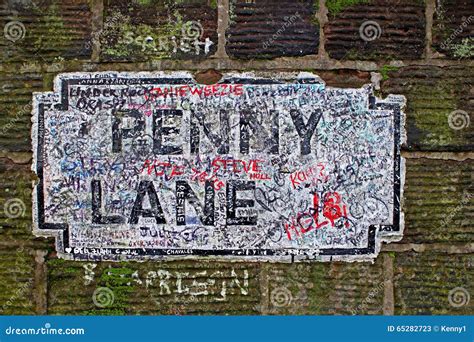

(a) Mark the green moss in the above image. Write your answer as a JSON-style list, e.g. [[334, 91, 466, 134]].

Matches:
[[410, 83, 458, 146], [83, 266, 136, 315], [450, 38, 474, 59], [52, 266, 80, 275], [311, 1, 319, 26], [210, 0, 218, 9], [326, 0, 371, 17], [135, 0, 152, 5], [308, 264, 332, 314], [102, 9, 189, 60], [32, 3, 72, 53], [313, 0, 319, 12], [379, 65, 399, 81], [47, 258, 66, 266], [340, 47, 394, 61]]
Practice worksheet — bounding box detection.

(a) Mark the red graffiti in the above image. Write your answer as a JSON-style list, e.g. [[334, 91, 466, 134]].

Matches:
[[249, 173, 271, 180], [289, 163, 328, 189], [140, 157, 270, 185], [190, 168, 225, 191], [284, 192, 350, 241], [145, 84, 243, 100], [127, 102, 171, 117], [140, 159, 184, 180], [211, 157, 264, 174], [321, 192, 349, 227]]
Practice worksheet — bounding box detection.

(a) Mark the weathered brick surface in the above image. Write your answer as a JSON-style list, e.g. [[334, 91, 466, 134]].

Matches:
[[307, 259, 386, 315], [0, 0, 472, 316], [46, 252, 387, 316], [324, 0, 426, 60], [226, 0, 319, 59], [432, 0, 474, 59], [394, 252, 473, 314], [316, 70, 371, 88], [46, 257, 390, 315], [382, 65, 473, 151], [48, 260, 261, 315], [403, 158, 473, 244], [255, 260, 386, 315], [0, 158, 47, 247], [0, 72, 44, 152], [0, 0, 92, 63], [101, 0, 218, 61], [0, 246, 36, 314]]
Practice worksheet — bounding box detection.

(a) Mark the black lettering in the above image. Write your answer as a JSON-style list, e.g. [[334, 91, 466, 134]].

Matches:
[[91, 180, 125, 224], [289, 109, 322, 155], [190, 109, 229, 154], [112, 109, 145, 153], [226, 180, 257, 225], [176, 181, 215, 226], [240, 109, 279, 154], [153, 109, 183, 155], [129, 181, 166, 224]]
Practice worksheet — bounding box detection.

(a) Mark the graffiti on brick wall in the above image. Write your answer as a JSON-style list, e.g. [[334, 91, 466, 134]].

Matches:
[[32, 72, 406, 261], [80, 264, 250, 314]]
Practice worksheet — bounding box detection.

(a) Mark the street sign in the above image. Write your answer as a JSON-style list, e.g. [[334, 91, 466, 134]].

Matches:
[[32, 72, 405, 261]]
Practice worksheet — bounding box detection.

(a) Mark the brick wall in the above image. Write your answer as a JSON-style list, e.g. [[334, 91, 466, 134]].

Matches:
[[0, 0, 472, 315]]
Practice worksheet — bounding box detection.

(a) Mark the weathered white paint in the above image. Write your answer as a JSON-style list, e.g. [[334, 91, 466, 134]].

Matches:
[[32, 72, 406, 261]]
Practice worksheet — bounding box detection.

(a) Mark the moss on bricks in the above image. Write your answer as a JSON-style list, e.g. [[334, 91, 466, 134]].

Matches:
[[0, 247, 35, 314], [102, 9, 188, 60], [409, 84, 458, 147], [326, 0, 372, 17], [451, 38, 474, 59], [379, 65, 399, 81], [84, 266, 135, 315], [32, 3, 72, 54]]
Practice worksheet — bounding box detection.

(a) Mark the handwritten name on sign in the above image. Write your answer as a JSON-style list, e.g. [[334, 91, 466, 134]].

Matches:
[[32, 72, 406, 261]]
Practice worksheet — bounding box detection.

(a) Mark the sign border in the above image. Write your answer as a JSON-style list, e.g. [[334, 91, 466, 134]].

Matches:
[[31, 72, 406, 262]]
